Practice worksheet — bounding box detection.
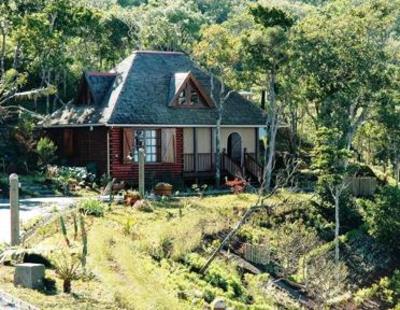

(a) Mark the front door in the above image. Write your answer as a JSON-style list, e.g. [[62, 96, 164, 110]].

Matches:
[[227, 132, 242, 163]]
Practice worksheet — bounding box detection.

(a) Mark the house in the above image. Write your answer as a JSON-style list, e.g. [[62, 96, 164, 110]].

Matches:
[[43, 51, 266, 186]]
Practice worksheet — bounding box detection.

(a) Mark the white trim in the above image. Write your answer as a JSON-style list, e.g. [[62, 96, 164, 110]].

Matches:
[[42, 123, 103, 128], [43, 123, 269, 128], [107, 124, 268, 128]]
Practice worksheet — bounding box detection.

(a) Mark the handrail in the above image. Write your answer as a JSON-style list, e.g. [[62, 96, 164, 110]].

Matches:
[[244, 153, 263, 182], [223, 153, 244, 179]]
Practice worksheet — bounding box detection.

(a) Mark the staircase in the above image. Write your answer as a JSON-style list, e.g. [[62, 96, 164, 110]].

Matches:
[[222, 149, 263, 184]]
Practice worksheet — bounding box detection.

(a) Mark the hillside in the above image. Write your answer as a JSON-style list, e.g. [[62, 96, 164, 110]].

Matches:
[[0, 191, 397, 309]]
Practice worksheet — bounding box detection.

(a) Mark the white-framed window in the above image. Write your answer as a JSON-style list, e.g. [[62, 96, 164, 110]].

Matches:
[[133, 129, 160, 162]]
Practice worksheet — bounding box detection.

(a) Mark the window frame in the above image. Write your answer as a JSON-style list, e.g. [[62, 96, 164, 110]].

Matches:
[[132, 129, 161, 163], [175, 81, 206, 107]]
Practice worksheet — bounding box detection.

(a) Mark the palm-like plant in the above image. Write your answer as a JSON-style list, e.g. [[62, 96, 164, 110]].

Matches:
[[51, 249, 82, 294]]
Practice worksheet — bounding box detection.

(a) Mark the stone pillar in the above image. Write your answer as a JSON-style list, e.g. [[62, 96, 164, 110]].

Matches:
[[138, 148, 145, 197], [9, 173, 19, 246]]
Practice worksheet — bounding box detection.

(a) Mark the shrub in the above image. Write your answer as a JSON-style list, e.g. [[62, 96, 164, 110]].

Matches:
[[184, 253, 206, 272], [36, 137, 57, 166], [355, 270, 400, 308], [358, 186, 400, 252], [78, 199, 105, 217]]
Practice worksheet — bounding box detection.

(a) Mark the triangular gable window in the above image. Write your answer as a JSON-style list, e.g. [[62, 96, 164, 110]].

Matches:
[[176, 80, 207, 107], [169, 73, 213, 108]]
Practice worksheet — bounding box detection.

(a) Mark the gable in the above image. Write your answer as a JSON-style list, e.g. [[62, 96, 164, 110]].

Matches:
[[168, 72, 214, 108]]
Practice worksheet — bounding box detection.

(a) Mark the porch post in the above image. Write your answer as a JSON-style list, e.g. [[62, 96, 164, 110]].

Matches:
[[193, 128, 198, 172], [255, 128, 259, 163], [242, 148, 247, 177]]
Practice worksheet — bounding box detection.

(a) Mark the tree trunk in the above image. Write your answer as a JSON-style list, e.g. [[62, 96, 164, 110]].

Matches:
[[215, 115, 222, 187], [63, 279, 71, 294], [395, 155, 399, 187], [0, 23, 6, 77], [264, 70, 278, 192], [334, 187, 340, 264]]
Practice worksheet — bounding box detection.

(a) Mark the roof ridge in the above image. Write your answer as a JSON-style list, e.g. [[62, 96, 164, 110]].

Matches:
[[132, 50, 185, 56], [86, 71, 117, 77]]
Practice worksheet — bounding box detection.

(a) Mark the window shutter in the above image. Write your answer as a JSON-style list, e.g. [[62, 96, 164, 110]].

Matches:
[[64, 129, 74, 156], [123, 128, 134, 164], [161, 128, 176, 163]]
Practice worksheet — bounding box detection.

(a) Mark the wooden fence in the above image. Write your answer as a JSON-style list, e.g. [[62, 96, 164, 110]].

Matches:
[[243, 243, 270, 266], [345, 177, 377, 197]]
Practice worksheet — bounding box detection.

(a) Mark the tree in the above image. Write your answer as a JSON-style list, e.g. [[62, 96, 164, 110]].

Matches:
[[127, 0, 207, 52], [312, 127, 351, 263], [290, 0, 398, 150], [241, 4, 295, 192], [359, 186, 400, 253]]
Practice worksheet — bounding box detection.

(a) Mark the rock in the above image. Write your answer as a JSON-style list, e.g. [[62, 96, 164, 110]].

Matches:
[[211, 297, 226, 310], [14, 263, 45, 290]]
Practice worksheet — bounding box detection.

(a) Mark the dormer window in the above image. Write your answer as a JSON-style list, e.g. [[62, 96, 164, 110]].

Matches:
[[169, 72, 214, 108], [175, 81, 205, 107]]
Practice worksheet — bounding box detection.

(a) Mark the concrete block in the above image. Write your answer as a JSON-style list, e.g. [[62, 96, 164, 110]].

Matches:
[[14, 263, 45, 289]]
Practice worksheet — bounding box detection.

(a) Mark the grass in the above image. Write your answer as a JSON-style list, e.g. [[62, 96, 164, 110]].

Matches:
[[0, 192, 306, 309]]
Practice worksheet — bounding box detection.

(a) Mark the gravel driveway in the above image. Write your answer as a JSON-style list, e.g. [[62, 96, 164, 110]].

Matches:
[[0, 197, 76, 244]]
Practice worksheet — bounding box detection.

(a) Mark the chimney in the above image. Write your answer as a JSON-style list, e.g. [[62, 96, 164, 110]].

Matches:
[[261, 90, 266, 110]]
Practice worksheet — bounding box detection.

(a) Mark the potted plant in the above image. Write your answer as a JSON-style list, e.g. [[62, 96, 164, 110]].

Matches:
[[124, 190, 141, 206], [154, 182, 173, 196]]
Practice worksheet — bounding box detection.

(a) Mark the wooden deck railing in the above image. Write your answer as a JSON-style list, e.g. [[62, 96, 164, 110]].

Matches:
[[244, 153, 263, 181], [184, 151, 263, 183], [183, 153, 214, 172]]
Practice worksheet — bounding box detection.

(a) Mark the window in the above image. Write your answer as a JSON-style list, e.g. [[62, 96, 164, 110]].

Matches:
[[191, 88, 199, 105], [133, 129, 160, 162], [178, 89, 186, 105], [175, 81, 206, 106]]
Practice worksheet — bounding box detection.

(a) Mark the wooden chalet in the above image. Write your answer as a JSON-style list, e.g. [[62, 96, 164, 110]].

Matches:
[[43, 51, 266, 186]]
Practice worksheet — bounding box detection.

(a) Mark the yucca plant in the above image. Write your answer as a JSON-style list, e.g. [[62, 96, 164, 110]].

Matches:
[[51, 213, 89, 293], [51, 249, 82, 293]]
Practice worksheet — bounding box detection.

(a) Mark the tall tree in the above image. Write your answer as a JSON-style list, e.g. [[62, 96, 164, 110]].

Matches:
[[290, 0, 398, 150], [241, 4, 295, 192]]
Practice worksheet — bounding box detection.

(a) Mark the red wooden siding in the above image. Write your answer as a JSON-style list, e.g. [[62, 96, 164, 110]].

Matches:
[[46, 127, 108, 175], [109, 127, 184, 184]]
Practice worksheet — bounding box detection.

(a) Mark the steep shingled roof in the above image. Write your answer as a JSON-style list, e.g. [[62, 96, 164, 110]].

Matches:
[[44, 51, 266, 127]]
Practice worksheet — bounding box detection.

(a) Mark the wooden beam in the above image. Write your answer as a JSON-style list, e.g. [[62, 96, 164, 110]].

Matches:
[[193, 127, 198, 172]]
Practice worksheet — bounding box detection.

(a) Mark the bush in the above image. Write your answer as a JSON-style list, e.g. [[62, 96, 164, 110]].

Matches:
[[355, 270, 400, 308], [78, 199, 105, 217], [358, 186, 400, 252], [36, 137, 57, 166]]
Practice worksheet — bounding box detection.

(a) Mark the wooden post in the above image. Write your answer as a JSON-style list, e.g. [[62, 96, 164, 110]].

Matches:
[[138, 148, 145, 197], [242, 148, 247, 177], [10, 173, 20, 246], [193, 128, 198, 172]]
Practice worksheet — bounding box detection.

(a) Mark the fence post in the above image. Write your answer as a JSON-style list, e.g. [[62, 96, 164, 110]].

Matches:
[[10, 173, 20, 246], [138, 148, 145, 198]]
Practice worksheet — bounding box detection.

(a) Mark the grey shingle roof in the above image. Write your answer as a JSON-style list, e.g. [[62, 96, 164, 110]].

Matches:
[[44, 51, 266, 127], [85, 72, 116, 105]]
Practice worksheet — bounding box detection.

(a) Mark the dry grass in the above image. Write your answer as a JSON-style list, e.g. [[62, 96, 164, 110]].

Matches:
[[0, 193, 302, 309]]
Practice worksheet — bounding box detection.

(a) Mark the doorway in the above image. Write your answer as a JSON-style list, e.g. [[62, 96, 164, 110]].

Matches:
[[227, 132, 242, 163]]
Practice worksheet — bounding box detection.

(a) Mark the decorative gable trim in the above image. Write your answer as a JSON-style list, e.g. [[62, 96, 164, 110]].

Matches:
[[168, 72, 214, 108]]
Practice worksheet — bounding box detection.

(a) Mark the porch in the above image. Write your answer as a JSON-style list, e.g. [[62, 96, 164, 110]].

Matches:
[[183, 149, 263, 182]]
